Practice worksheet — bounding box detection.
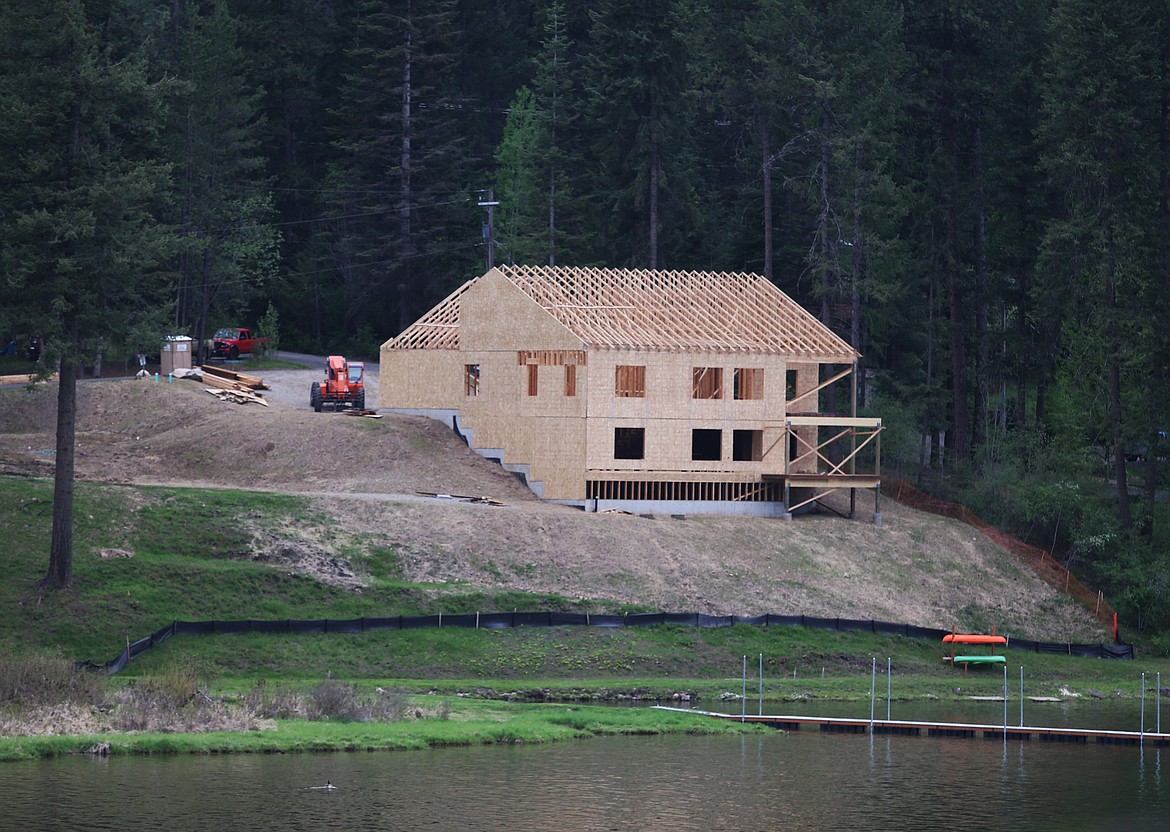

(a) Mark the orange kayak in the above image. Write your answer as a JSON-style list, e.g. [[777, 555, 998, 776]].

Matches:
[[942, 634, 1007, 645]]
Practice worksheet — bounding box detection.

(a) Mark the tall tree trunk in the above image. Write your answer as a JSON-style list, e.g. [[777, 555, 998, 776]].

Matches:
[[1147, 47, 1170, 537], [851, 143, 862, 353], [919, 278, 938, 481], [762, 119, 773, 282], [649, 132, 659, 269], [972, 117, 989, 455], [398, 13, 414, 332], [548, 166, 556, 267], [1016, 292, 1030, 428], [1105, 220, 1132, 529], [44, 357, 79, 589], [817, 106, 837, 419], [998, 303, 1008, 435], [938, 17, 969, 463], [945, 165, 969, 461], [818, 105, 832, 328]]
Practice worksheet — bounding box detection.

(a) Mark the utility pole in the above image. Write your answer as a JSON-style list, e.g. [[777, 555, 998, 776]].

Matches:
[[478, 188, 499, 271]]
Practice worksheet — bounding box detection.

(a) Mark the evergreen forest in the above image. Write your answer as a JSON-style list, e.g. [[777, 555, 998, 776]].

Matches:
[[2, 0, 1169, 646]]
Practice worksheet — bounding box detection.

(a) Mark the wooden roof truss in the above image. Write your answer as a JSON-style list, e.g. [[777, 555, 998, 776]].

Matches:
[[383, 265, 858, 360], [502, 265, 855, 358], [383, 278, 475, 350]]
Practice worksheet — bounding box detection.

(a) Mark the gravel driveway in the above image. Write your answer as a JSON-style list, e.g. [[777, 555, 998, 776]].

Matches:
[[258, 351, 380, 411]]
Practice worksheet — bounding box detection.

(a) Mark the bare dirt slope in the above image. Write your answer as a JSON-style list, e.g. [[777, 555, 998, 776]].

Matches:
[[0, 368, 1107, 642]]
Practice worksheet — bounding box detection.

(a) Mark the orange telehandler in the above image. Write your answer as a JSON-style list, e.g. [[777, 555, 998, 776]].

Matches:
[[310, 355, 366, 411]]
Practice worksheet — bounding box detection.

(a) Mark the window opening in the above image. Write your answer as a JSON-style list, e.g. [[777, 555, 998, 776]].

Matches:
[[614, 427, 645, 460], [527, 364, 538, 396], [615, 365, 646, 397], [692, 367, 723, 399], [564, 364, 577, 397], [465, 364, 480, 396], [691, 428, 722, 461], [734, 368, 763, 400], [733, 429, 763, 461]]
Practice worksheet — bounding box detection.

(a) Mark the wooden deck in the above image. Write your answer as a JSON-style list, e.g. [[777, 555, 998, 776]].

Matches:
[[655, 706, 1170, 747]]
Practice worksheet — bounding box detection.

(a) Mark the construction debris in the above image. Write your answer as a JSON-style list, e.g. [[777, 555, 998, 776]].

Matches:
[[416, 491, 506, 506], [206, 387, 269, 406], [340, 409, 382, 419], [195, 364, 269, 405]]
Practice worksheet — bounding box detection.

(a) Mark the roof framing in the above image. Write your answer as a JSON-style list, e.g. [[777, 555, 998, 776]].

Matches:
[[383, 265, 858, 360]]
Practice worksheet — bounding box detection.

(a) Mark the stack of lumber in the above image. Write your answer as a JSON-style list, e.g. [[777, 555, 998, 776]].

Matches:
[[199, 364, 268, 406], [0, 371, 58, 386], [340, 409, 382, 419], [200, 364, 269, 390]]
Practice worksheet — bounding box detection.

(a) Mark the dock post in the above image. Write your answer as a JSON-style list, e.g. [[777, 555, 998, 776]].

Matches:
[[1020, 666, 1024, 727], [1003, 666, 1008, 738], [1158, 672, 1162, 735], [886, 658, 891, 721], [741, 656, 747, 723], [870, 658, 876, 730], [1141, 672, 1146, 742], [758, 654, 763, 716]]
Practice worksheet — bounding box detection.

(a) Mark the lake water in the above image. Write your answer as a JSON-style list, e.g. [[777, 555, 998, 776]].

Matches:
[[3, 702, 1166, 832]]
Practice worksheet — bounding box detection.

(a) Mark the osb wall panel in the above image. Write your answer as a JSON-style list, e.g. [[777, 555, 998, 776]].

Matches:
[[461, 269, 584, 353], [583, 350, 792, 474], [453, 276, 591, 500], [465, 412, 588, 500], [378, 349, 464, 408]]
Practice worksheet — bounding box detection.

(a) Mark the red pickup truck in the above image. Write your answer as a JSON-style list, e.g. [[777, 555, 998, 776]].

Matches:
[[211, 327, 267, 359]]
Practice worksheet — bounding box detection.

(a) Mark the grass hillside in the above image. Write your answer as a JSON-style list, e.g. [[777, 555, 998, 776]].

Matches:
[[0, 374, 1110, 673]]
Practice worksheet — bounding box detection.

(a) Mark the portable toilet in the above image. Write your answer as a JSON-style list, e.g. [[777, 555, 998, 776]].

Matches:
[[160, 336, 194, 374]]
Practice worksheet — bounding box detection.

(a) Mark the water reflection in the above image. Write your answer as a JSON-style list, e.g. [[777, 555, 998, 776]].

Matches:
[[2, 730, 1166, 831]]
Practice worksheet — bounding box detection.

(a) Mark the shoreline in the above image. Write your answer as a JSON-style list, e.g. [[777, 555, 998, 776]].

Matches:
[[4, 674, 1164, 763], [0, 698, 762, 762]]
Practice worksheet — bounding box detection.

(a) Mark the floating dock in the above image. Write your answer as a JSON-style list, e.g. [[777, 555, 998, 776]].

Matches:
[[656, 707, 1170, 748]]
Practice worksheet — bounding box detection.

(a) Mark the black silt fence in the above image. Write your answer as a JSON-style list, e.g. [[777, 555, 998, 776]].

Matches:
[[78, 612, 1134, 675]]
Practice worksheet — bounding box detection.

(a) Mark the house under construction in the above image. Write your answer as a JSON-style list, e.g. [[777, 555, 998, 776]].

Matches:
[[379, 265, 882, 520]]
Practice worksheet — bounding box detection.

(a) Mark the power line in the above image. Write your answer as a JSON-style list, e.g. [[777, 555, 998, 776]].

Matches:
[[174, 241, 481, 290]]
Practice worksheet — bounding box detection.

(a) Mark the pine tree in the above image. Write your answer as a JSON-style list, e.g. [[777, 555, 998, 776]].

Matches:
[[1038, 0, 1161, 530], [528, 0, 580, 265], [165, 0, 279, 358], [681, 0, 808, 278], [494, 86, 548, 264], [0, 0, 174, 588], [322, 0, 476, 336], [579, 0, 693, 268]]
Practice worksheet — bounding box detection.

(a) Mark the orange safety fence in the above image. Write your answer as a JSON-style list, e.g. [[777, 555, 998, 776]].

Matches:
[[886, 478, 1118, 637]]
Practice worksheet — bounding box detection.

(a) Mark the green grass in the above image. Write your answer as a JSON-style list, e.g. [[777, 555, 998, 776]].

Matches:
[[0, 477, 622, 660], [2, 474, 1167, 720], [135, 488, 303, 559], [0, 697, 762, 762], [111, 622, 1166, 706]]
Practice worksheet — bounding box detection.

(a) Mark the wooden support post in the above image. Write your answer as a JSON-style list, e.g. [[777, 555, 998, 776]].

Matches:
[[850, 361, 858, 519], [782, 425, 793, 521]]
